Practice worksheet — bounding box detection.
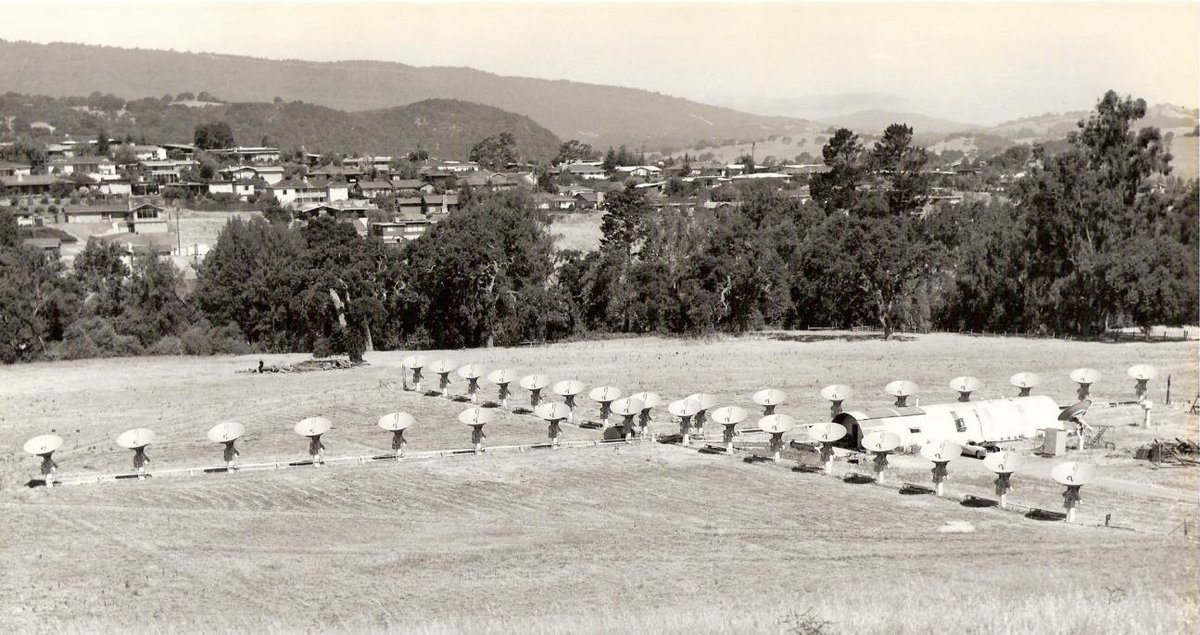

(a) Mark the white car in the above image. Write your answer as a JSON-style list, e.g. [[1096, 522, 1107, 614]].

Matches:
[[961, 442, 1000, 459]]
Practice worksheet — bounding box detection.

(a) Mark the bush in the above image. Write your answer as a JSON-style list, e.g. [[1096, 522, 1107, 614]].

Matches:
[[181, 325, 213, 355], [311, 336, 333, 358], [149, 335, 184, 355]]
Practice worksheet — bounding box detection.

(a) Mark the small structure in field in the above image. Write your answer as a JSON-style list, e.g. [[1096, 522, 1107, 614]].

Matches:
[[752, 389, 786, 416], [949, 376, 983, 402], [1052, 461, 1097, 522], [488, 369, 516, 408], [1009, 372, 1041, 397], [534, 402, 571, 448], [919, 439, 961, 496], [553, 380, 587, 421], [1069, 368, 1101, 401], [820, 384, 852, 418], [710, 406, 748, 454]]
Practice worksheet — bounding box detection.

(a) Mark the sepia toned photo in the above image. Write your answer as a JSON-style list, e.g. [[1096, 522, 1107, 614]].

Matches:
[[0, 1, 1197, 632]]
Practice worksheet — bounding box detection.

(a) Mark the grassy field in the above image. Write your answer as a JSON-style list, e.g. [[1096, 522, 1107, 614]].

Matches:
[[548, 211, 603, 253], [1, 333, 1197, 632]]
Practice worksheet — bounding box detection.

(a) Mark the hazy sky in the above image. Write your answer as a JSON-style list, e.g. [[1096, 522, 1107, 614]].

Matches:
[[1, 1, 1196, 124]]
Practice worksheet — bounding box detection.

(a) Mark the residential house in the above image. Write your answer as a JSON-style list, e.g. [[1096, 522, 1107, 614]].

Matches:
[[297, 200, 373, 220], [221, 164, 284, 185], [616, 165, 662, 179], [396, 196, 424, 216], [44, 143, 73, 158], [389, 178, 434, 194], [62, 201, 166, 233], [0, 160, 33, 177], [343, 156, 393, 171], [48, 156, 118, 179], [207, 180, 255, 200], [309, 166, 364, 183], [120, 145, 168, 162], [562, 162, 607, 180], [533, 193, 578, 212], [422, 193, 459, 215], [140, 159, 197, 184], [355, 180, 395, 200], [97, 179, 132, 197], [22, 237, 62, 256], [268, 178, 349, 207], [371, 213, 436, 243], [0, 174, 65, 195], [126, 202, 169, 234], [208, 146, 281, 164], [573, 190, 602, 210]]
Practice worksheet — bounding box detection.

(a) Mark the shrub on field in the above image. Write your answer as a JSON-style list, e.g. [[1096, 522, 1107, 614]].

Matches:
[[311, 336, 333, 358], [180, 321, 252, 356], [149, 335, 184, 356], [181, 325, 213, 355], [61, 317, 144, 359]]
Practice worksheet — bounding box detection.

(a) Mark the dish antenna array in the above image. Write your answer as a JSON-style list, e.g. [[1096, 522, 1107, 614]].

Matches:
[[949, 376, 983, 403], [668, 398, 701, 446], [757, 414, 795, 462], [860, 430, 901, 483], [23, 434, 63, 488], [378, 412, 414, 460], [752, 389, 786, 416], [1009, 372, 1041, 397], [116, 428, 156, 480], [884, 380, 918, 408], [630, 392, 661, 440], [402, 355, 427, 392], [487, 369, 515, 408], [294, 417, 331, 467], [533, 402, 571, 448], [807, 422, 846, 474], [429, 359, 456, 397], [983, 451, 1022, 509], [710, 406, 747, 455], [1051, 461, 1097, 522], [610, 397, 645, 442], [520, 374, 550, 409], [1127, 364, 1158, 402], [553, 380, 587, 422], [457, 364, 485, 403], [458, 407, 494, 454], [820, 384, 852, 418], [1069, 368, 1101, 401], [206, 421, 245, 470], [1058, 399, 1092, 451], [687, 393, 716, 438], [589, 386, 622, 428], [919, 440, 961, 496]]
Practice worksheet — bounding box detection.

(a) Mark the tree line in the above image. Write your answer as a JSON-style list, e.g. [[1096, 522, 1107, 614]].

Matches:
[[1, 91, 1194, 363]]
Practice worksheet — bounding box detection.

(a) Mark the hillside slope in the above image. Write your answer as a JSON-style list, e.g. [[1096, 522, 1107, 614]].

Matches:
[[819, 109, 981, 134], [0, 94, 562, 160], [0, 39, 810, 151]]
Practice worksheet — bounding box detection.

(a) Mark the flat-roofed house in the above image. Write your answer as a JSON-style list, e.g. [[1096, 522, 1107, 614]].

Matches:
[[0, 174, 65, 195], [0, 160, 33, 177], [371, 213, 436, 243]]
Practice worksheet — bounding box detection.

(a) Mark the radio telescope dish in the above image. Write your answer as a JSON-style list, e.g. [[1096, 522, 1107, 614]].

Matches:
[[630, 392, 661, 409], [1069, 368, 1101, 385], [457, 364, 484, 380], [610, 397, 645, 417], [402, 355, 427, 370], [378, 412, 415, 431], [949, 376, 983, 401], [820, 384, 853, 402], [552, 380, 586, 397], [808, 422, 847, 443], [589, 386, 621, 403], [667, 398, 700, 418], [687, 393, 716, 411], [1057, 399, 1092, 421], [429, 359, 455, 375], [861, 430, 901, 453], [752, 389, 786, 408], [23, 434, 63, 456], [534, 402, 571, 421], [116, 428, 156, 449], [519, 373, 550, 391], [458, 407, 494, 426], [885, 380, 918, 398], [983, 451, 1023, 474], [920, 440, 962, 463], [206, 421, 245, 444], [1008, 372, 1036, 391], [711, 406, 748, 425], [294, 417, 331, 437], [757, 414, 796, 434], [1051, 461, 1097, 486], [1127, 365, 1158, 381], [487, 369, 515, 385]]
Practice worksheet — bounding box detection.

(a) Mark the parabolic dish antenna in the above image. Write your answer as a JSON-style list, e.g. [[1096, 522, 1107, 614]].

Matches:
[[861, 430, 902, 453], [1069, 368, 1102, 385], [757, 414, 796, 434], [457, 364, 484, 380], [949, 376, 983, 394], [429, 359, 455, 375], [116, 428, 156, 449], [487, 369, 515, 385], [534, 402, 571, 421], [402, 355, 427, 370], [710, 406, 748, 425], [752, 389, 786, 407], [1057, 399, 1092, 421], [458, 407, 494, 426], [519, 374, 550, 390], [630, 392, 662, 409], [378, 412, 415, 431], [1009, 372, 1042, 389], [1051, 461, 1097, 486], [920, 440, 962, 463], [667, 398, 700, 418], [553, 380, 586, 397], [1127, 364, 1158, 382], [687, 393, 716, 411], [884, 380, 918, 398], [983, 451, 1023, 474], [206, 421, 245, 444], [294, 417, 332, 437], [23, 434, 63, 456], [819, 384, 853, 402], [807, 422, 846, 443], [610, 397, 645, 417], [589, 386, 621, 403]]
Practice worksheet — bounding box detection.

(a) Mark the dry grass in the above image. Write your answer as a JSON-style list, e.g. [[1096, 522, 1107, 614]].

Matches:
[[547, 212, 603, 252], [0, 333, 1197, 632]]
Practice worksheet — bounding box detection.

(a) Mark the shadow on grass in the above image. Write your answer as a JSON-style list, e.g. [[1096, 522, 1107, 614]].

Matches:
[[765, 332, 917, 344], [24, 479, 50, 488], [899, 484, 935, 495], [791, 464, 823, 474], [202, 467, 230, 474], [842, 473, 875, 485], [960, 496, 999, 508], [1025, 508, 1067, 521]]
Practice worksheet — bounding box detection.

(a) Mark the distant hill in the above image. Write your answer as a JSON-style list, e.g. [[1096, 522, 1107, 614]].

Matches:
[[0, 39, 811, 151], [0, 94, 563, 160], [983, 103, 1198, 140], [818, 109, 981, 135]]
